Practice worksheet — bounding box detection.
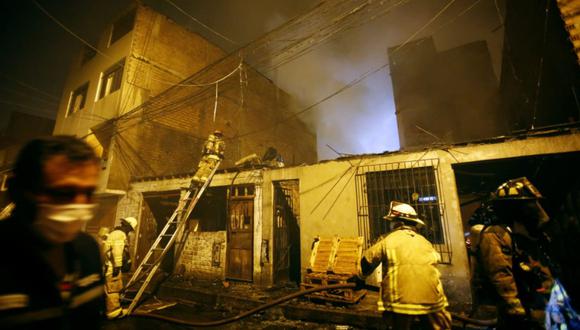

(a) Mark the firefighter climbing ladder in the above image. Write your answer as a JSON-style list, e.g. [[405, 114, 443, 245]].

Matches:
[[122, 161, 222, 314]]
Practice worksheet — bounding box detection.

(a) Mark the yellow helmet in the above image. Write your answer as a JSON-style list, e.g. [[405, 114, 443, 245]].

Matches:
[[492, 177, 543, 201]]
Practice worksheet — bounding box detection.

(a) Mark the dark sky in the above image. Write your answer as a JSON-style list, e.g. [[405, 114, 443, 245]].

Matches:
[[0, 0, 504, 159]]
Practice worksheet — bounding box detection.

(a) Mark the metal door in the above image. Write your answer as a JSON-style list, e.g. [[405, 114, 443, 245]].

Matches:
[[273, 180, 300, 284], [226, 186, 254, 282]]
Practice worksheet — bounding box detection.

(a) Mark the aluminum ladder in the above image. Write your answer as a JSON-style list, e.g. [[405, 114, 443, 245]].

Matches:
[[122, 161, 221, 314]]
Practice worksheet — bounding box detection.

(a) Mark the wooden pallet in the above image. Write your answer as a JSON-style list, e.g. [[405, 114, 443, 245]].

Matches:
[[301, 236, 366, 304]]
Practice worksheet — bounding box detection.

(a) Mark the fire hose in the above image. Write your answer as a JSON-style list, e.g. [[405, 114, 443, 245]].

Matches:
[[131, 283, 497, 327]]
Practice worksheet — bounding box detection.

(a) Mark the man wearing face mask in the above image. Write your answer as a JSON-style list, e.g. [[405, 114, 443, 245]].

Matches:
[[471, 177, 553, 329], [0, 136, 105, 329], [103, 216, 136, 319]]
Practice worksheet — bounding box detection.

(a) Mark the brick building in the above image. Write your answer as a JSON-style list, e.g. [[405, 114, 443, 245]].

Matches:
[[52, 4, 316, 232]]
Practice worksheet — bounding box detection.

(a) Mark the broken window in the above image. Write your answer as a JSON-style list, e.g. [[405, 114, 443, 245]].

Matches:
[[67, 82, 89, 116], [97, 60, 124, 100], [355, 159, 452, 264], [109, 9, 136, 46]]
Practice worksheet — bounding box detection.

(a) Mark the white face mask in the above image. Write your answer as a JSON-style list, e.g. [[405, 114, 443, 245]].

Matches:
[[34, 204, 96, 244]]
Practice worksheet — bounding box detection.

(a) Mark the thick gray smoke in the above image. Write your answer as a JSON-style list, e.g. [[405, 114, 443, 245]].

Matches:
[[17, 0, 504, 160], [256, 0, 505, 159]]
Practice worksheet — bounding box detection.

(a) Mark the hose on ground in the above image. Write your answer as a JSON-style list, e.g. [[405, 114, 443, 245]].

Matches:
[[131, 283, 497, 327], [131, 283, 356, 327], [450, 312, 497, 327]]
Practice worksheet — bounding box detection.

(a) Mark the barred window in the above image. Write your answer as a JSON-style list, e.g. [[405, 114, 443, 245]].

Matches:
[[355, 159, 452, 263]]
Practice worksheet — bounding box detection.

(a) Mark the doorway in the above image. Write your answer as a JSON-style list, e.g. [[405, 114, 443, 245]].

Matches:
[[226, 185, 255, 282], [273, 180, 301, 284]]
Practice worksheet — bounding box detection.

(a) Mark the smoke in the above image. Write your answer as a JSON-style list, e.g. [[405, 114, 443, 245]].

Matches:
[[143, 0, 505, 160]]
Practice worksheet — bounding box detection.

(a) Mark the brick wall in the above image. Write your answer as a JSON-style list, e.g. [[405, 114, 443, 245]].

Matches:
[[94, 5, 317, 189], [175, 231, 226, 281]]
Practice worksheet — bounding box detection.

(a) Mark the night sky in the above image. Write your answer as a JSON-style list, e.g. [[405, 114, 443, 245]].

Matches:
[[0, 0, 503, 159]]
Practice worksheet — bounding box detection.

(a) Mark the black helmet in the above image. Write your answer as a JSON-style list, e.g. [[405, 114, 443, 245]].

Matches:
[[491, 177, 542, 201]]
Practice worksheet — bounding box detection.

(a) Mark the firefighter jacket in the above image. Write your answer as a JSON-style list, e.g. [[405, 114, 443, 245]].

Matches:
[[202, 134, 225, 159], [104, 229, 128, 272], [360, 226, 448, 315], [0, 216, 105, 329], [473, 224, 553, 314]]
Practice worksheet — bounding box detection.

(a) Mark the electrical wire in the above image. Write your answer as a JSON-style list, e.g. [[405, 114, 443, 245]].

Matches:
[[162, 0, 239, 46], [58, 0, 484, 179], [0, 86, 58, 105], [0, 100, 54, 116], [32, 0, 113, 61], [393, 0, 457, 53], [147, 62, 242, 87], [0, 73, 59, 101], [531, 0, 552, 129]]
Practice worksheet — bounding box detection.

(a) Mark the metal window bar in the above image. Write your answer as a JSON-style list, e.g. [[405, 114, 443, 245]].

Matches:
[[354, 159, 452, 264]]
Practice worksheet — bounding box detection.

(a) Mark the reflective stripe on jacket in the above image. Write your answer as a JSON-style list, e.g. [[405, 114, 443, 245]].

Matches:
[[361, 227, 448, 315], [105, 230, 127, 269]]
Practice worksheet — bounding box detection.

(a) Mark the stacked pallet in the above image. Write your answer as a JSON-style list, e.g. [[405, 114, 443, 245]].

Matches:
[[301, 236, 366, 304]]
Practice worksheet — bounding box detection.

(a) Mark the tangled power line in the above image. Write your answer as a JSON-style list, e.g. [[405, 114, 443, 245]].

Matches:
[[34, 0, 476, 179]]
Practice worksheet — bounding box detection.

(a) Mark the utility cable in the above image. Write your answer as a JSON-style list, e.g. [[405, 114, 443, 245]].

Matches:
[[230, 0, 461, 141], [0, 73, 59, 101], [148, 62, 242, 87], [531, 0, 552, 129], [162, 0, 239, 46], [0, 86, 58, 105], [32, 0, 113, 61], [393, 0, 457, 53]]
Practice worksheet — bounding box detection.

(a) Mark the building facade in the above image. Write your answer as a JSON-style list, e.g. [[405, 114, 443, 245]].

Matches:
[[388, 37, 502, 149], [123, 127, 580, 312], [53, 4, 317, 233]]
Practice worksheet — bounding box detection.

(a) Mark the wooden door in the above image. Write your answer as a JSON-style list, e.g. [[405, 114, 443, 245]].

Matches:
[[226, 186, 254, 282]]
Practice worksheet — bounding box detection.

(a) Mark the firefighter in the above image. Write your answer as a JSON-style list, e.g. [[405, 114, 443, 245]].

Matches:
[[358, 201, 452, 330], [190, 130, 225, 188], [471, 177, 553, 329], [104, 216, 137, 319], [0, 136, 105, 329]]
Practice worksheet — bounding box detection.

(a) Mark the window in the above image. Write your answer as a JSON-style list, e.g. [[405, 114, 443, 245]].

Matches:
[[97, 60, 124, 100], [354, 159, 452, 263], [67, 82, 89, 116], [109, 9, 136, 46]]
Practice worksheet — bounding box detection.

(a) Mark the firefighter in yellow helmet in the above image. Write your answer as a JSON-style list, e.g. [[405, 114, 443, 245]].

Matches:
[[358, 201, 451, 330], [190, 130, 225, 189], [103, 216, 137, 319], [471, 177, 552, 329]]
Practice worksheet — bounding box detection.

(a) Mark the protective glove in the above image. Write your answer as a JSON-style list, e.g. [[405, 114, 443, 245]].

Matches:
[[112, 267, 121, 277], [505, 298, 526, 317]]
